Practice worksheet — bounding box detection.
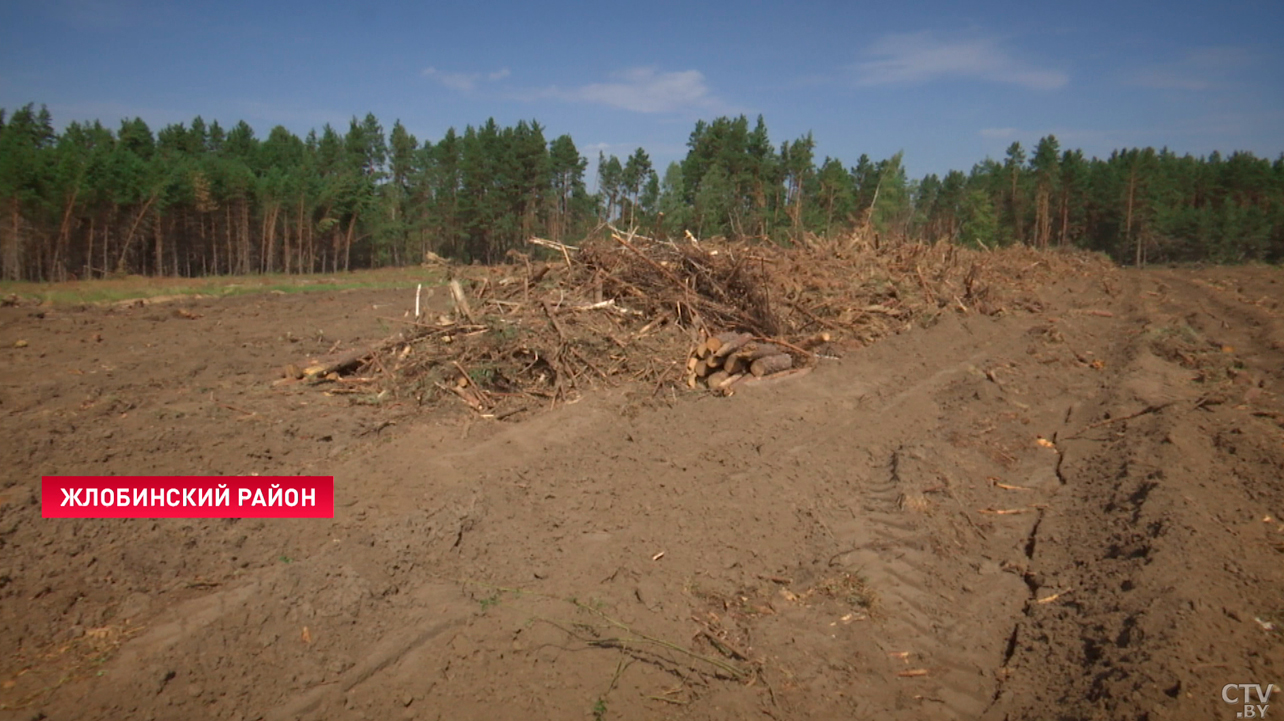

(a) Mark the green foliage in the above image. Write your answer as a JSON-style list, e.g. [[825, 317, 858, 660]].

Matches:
[[694, 165, 733, 237], [0, 104, 1280, 281], [959, 189, 999, 248], [869, 151, 910, 236], [657, 162, 691, 237]]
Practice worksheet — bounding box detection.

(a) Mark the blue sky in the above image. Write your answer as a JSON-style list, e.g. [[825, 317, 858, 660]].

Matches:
[[2, 0, 1282, 183]]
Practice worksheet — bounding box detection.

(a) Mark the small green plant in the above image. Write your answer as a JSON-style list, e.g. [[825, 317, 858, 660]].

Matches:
[[479, 593, 501, 612], [468, 366, 496, 387], [352, 390, 389, 406], [492, 324, 520, 341], [592, 698, 608, 720]]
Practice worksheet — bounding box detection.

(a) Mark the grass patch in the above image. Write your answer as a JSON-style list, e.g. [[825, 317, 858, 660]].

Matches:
[[0, 267, 447, 306]]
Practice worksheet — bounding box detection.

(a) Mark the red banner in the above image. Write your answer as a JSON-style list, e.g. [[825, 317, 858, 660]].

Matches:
[[41, 476, 334, 518]]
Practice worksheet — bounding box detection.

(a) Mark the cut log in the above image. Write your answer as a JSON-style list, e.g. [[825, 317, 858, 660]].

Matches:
[[710, 332, 753, 361], [706, 331, 741, 355], [705, 370, 730, 389], [740, 342, 786, 361], [723, 354, 746, 376], [694, 358, 710, 377], [750, 353, 793, 377]]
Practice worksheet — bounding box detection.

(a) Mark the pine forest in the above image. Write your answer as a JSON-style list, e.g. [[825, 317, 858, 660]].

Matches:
[[1, 103, 1281, 282]]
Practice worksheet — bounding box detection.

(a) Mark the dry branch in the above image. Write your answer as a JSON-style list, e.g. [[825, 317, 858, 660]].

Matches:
[[449, 279, 476, 323], [287, 227, 1112, 413]]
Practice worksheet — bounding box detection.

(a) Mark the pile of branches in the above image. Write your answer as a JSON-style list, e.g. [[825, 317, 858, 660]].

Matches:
[[577, 232, 781, 336], [284, 228, 1113, 419]]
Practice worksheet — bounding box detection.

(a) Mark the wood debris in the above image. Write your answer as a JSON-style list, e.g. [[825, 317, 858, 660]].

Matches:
[[278, 225, 1112, 419], [686, 331, 797, 392]]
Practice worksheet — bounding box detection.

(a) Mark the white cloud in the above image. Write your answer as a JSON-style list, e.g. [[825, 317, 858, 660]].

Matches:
[[854, 31, 1068, 90], [1127, 46, 1252, 91], [542, 67, 733, 114], [422, 66, 510, 92]]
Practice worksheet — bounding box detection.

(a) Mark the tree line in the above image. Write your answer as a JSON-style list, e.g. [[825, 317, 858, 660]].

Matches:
[[1, 103, 1281, 281]]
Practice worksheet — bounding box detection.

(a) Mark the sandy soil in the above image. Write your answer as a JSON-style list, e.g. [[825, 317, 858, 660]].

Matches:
[[1, 264, 1282, 721]]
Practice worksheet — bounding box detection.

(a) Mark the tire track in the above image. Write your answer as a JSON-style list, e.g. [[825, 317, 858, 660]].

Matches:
[[992, 270, 1284, 720]]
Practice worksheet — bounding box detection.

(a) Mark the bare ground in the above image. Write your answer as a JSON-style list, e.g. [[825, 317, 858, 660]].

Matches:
[[1, 264, 1282, 720]]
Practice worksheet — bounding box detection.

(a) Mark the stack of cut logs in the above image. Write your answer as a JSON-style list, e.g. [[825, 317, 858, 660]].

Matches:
[[686, 331, 796, 392]]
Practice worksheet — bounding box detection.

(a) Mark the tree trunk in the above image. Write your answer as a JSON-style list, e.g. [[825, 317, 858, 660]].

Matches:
[[103, 211, 110, 277], [240, 197, 251, 275], [225, 205, 234, 275], [1127, 168, 1139, 266], [55, 187, 80, 281], [1036, 185, 1051, 249], [343, 213, 358, 272], [86, 215, 95, 279], [1011, 169, 1023, 244], [3, 200, 22, 281], [281, 210, 290, 275], [262, 203, 280, 274], [116, 192, 160, 273], [1059, 192, 1069, 246], [153, 206, 164, 276]]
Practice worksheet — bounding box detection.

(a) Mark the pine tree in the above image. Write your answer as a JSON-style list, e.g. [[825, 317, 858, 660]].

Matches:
[[656, 162, 690, 238], [1004, 142, 1027, 244], [597, 153, 623, 223], [548, 134, 587, 242], [869, 152, 909, 237], [621, 148, 652, 228], [1030, 135, 1060, 248]]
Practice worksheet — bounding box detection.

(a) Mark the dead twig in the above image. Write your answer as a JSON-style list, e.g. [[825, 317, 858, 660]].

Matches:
[[541, 301, 570, 342], [1066, 402, 1173, 439]]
